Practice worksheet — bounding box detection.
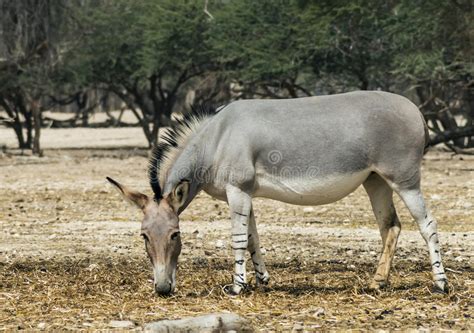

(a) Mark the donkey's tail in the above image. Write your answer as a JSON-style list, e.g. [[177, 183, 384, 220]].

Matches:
[[420, 111, 430, 154]]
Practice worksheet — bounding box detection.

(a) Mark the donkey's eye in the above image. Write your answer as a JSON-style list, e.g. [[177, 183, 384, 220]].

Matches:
[[171, 232, 180, 240]]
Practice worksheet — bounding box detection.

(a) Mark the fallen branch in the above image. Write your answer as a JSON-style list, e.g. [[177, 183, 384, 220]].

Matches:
[[428, 126, 474, 147], [144, 313, 253, 333]]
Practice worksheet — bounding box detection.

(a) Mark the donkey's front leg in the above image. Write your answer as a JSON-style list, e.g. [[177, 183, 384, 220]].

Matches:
[[226, 185, 252, 295], [248, 209, 270, 286]]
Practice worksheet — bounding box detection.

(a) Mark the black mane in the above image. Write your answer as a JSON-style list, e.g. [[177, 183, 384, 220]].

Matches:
[[148, 104, 220, 200]]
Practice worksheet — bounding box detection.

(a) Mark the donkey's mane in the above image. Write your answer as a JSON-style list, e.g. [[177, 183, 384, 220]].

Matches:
[[148, 104, 220, 200]]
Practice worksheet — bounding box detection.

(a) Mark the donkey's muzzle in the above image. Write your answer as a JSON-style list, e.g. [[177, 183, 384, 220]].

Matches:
[[154, 281, 172, 295]]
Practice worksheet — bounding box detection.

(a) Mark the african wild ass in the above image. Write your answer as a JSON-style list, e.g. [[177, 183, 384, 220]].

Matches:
[[107, 91, 448, 295]]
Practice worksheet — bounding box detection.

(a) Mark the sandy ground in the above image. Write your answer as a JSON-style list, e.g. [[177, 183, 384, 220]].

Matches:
[[0, 127, 473, 331]]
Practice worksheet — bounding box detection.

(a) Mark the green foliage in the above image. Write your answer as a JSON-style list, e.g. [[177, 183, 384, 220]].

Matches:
[[1, 0, 472, 149], [62, 0, 214, 145], [65, 0, 211, 90], [388, 0, 472, 82]]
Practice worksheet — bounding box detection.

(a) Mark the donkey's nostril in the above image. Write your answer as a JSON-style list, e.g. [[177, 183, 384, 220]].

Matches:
[[154, 282, 172, 295]]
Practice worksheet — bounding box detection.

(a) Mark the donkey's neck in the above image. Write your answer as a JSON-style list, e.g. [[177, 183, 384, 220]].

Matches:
[[162, 132, 212, 200]]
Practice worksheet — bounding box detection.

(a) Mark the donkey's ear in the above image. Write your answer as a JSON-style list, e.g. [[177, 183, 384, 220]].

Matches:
[[106, 177, 149, 210], [168, 180, 190, 212]]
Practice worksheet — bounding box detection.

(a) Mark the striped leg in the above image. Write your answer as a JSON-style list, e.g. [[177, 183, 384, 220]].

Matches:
[[248, 209, 270, 286], [397, 188, 448, 292], [364, 174, 401, 290], [226, 185, 252, 295]]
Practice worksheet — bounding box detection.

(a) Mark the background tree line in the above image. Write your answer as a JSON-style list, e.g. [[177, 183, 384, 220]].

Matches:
[[0, 0, 472, 153]]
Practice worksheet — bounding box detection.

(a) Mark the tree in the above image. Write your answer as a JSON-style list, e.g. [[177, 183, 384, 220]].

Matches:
[[208, 1, 317, 98], [0, 0, 71, 153], [209, 0, 473, 148], [387, 0, 474, 148], [65, 0, 214, 147]]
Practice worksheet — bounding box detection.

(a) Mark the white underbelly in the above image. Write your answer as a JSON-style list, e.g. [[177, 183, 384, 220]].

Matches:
[[253, 169, 371, 205]]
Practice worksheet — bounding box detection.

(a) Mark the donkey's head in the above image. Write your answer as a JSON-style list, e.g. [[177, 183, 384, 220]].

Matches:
[[106, 177, 189, 295]]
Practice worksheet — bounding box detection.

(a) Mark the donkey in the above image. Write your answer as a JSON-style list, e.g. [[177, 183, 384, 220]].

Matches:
[[107, 91, 448, 296]]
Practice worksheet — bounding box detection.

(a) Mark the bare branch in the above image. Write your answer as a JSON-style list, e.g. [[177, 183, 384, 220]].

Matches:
[[428, 126, 474, 146], [204, 0, 214, 20]]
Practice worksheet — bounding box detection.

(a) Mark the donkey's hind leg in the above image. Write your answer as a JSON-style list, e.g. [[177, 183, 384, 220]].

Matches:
[[363, 173, 401, 290], [395, 187, 448, 292], [248, 209, 270, 286]]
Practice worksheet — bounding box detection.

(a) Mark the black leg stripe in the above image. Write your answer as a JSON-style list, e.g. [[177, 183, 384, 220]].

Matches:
[[234, 211, 248, 217], [232, 233, 247, 237], [429, 232, 437, 241], [232, 246, 247, 251], [235, 281, 248, 288], [432, 261, 441, 267], [235, 259, 245, 265], [427, 220, 434, 227], [233, 240, 247, 243]]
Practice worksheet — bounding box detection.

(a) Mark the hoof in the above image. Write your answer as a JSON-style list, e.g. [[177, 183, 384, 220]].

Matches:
[[256, 272, 270, 286], [434, 279, 449, 294], [223, 283, 249, 296], [369, 279, 387, 291]]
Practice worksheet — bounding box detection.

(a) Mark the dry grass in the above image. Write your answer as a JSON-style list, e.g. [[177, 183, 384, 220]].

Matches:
[[0, 144, 473, 331], [1, 256, 473, 331]]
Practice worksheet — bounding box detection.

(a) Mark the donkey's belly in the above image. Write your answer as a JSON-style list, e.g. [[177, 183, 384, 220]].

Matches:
[[253, 169, 371, 205]]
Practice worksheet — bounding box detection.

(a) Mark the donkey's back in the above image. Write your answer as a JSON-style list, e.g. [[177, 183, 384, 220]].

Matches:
[[203, 91, 427, 203]]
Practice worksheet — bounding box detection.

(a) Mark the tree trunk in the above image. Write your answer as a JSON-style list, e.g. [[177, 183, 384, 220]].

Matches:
[[15, 92, 33, 149], [12, 118, 27, 149], [438, 109, 466, 147], [78, 92, 89, 127], [32, 99, 42, 155], [466, 83, 474, 147], [0, 96, 27, 148]]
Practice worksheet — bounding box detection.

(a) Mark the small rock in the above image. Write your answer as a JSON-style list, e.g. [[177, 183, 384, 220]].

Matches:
[[260, 247, 267, 255], [313, 308, 325, 317], [303, 207, 315, 213], [292, 322, 304, 332], [86, 264, 99, 271], [108, 320, 135, 328], [462, 202, 473, 209], [430, 194, 442, 200], [215, 240, 226, 249], [37, 322, 47, 329]]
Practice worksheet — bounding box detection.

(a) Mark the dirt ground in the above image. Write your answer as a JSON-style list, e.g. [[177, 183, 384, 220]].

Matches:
[[0, 128, 473, 331]]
